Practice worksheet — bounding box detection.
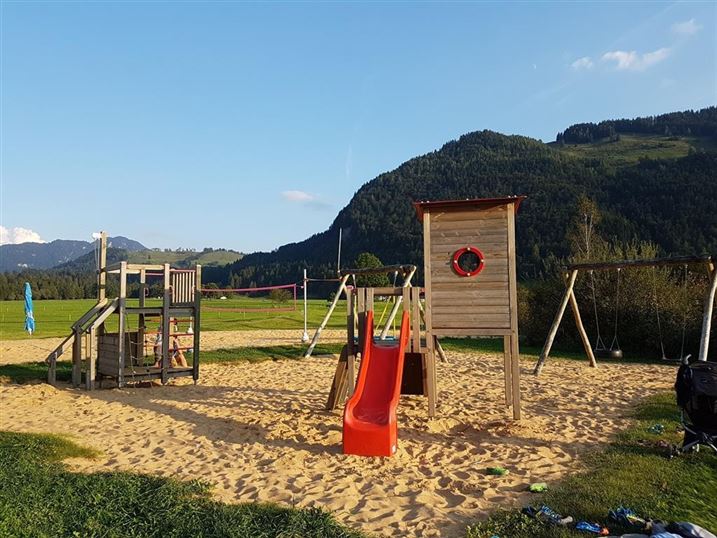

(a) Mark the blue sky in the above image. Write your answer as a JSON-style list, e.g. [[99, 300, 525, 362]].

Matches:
[[1, 2, 714, 252]]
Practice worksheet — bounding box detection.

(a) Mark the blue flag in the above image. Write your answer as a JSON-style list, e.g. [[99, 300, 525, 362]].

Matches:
[[24, 282, 35, 335]]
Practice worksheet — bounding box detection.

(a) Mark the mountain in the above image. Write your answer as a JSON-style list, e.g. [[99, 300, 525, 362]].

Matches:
[[204, 107, 717, 288], [53, 247, 244, 273], [0, 236, 146, 272]]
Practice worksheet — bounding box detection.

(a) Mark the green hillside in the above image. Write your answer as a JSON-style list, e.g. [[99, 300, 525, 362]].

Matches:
[[552, 133, 717, 169], [127, 248, 243, 267], [204, 107, 717, 288]]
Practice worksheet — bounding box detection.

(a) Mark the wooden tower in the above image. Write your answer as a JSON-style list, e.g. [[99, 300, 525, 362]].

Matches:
[[415, 196, 525, 419]]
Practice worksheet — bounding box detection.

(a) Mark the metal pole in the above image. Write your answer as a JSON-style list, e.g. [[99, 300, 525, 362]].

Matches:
[[301, 268, 309, 342], [337, 228, 342, 274], [698, 268, 717, 361]]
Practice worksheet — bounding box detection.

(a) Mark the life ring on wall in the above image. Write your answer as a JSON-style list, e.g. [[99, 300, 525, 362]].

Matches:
[[452, 246, 485, 277]]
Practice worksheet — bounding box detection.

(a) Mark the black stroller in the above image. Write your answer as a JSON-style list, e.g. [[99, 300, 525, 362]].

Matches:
[[673, 360, 717, 456]]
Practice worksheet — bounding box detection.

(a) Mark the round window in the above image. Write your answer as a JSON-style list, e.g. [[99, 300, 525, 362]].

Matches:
[[452, 247, 485, 277]]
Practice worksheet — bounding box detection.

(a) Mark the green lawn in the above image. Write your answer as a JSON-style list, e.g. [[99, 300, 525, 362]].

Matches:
[[0, 431, 365, 538], [467, 392, 717, 538], [0, 297, 353, 340], [552, 134, 717, 170]]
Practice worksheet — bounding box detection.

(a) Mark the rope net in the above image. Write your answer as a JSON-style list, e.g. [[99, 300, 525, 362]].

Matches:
[[199, 283, 298, 313]]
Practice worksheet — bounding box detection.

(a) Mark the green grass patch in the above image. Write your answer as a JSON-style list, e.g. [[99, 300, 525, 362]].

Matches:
[[441, 337, 669, 366], [466, 392, 717, 537], [552, 134, 716, 170], [0, 431, 365, 538], [0, 298, 348, 340], [0, 361, 72, 384], [0, 344, 342, 384]]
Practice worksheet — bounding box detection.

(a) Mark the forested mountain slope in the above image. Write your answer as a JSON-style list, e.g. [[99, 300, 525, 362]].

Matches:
[[206, 107, 717, 288]]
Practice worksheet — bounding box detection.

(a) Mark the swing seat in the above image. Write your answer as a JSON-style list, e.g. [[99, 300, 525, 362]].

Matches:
[[594, 348, 623, 359]]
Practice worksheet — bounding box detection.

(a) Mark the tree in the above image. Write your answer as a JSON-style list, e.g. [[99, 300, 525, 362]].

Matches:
[[354, 252, 390, 287], [269, 288, 292, 304]]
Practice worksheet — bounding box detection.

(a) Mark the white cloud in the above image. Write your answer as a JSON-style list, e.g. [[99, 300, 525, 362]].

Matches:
[[281, 190, 331, 211], [571, 56, 594, 70], [601, 47, 670, 71], [281, 190, 315, 202], [672, 18, 702, 36], [0, 226, 46, 245]]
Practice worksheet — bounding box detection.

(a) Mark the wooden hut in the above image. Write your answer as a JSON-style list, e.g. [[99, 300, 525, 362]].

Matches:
[[415, 196, 525, 419]]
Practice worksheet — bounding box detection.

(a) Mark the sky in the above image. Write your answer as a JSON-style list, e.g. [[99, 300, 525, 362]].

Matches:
[[1, 2, 715, 253]]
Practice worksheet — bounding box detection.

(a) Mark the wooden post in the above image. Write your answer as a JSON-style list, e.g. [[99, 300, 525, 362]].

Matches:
[[193, 265, 201, 382], [503, 335, 513, 407], [161, 263, 170, 384], [326, 345, 350, 410], [117, 261, 127, 388], [71, 328, 82, 387], [48, 351, 57, 385], [138, 269, 146, 363], [568, 287, 597, 368], [509, 333, 521, 420], [379, 266, 416, 339], [507, 205, 521, 419], [434, 337, 448, 364], [533, 269, 579, 375], [421, 210, 437, 417], [86, 326, 96, 390], [698, 267, 717, 361], [304, 273, 351, 358], [98, 232, 107, 302]]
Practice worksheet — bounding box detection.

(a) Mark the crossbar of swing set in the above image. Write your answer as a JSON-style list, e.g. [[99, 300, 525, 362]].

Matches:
[[566, 255, 713, 272], [338, 264, 417, 277]]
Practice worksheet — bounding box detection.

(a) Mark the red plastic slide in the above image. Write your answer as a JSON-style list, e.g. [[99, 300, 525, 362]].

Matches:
[[342, 310, 410, 457]]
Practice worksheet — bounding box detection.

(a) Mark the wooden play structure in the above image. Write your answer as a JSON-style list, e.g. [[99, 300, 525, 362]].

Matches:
[[533, 255, 717, 375], [326, 285, 435, 414], [304, 264, 420, 358], [46, 232, 202, 389], [327, 196, 526, 420]]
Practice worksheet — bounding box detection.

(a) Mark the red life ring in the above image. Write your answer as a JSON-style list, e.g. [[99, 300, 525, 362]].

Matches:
[[452, 247, 485, 277]]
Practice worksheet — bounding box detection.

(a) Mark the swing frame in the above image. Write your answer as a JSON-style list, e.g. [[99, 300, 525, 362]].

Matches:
[[533, 255, 716, 375]]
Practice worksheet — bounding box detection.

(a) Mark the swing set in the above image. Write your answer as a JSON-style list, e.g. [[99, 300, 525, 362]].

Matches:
[[534, 255, 716, 375]]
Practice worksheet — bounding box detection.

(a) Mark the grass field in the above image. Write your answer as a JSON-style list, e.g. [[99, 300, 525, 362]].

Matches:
[[468, 392, 717, 537], [0, 297, 360, 340], [0, 431, 364, 538], [552, 134, 717, 169]]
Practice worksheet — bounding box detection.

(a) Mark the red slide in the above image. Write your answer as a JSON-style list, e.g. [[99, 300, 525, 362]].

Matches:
[[343, 310, 410, 457]]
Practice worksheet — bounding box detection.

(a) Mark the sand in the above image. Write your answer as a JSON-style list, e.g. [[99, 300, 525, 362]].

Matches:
[[0, 329, 346, 365], [0, 339, 676, 537]]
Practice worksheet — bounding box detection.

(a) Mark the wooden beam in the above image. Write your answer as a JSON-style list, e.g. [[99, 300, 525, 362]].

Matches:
[[379, 266, 417, 340], [533, 270, 579, 375], [193, 265, 201, 383], [698, 267, 717, 361], [510, 333, 521, 420], [326, 345, 350, 410], [566, 255, 712, 272], [503, 335, 512, 407], [507, 204, 521, 420], [568, 287, 597, 368], [117, 261, 128, 388], [345, 290, 356, 397], [98, 232, 107, 302], [339, 264, 416, 277], [161, 263, 170, 385], [304, 273, 351, 358]]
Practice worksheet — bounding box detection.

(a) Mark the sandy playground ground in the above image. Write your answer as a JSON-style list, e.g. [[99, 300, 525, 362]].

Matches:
[[0, 332, 676, 537]]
